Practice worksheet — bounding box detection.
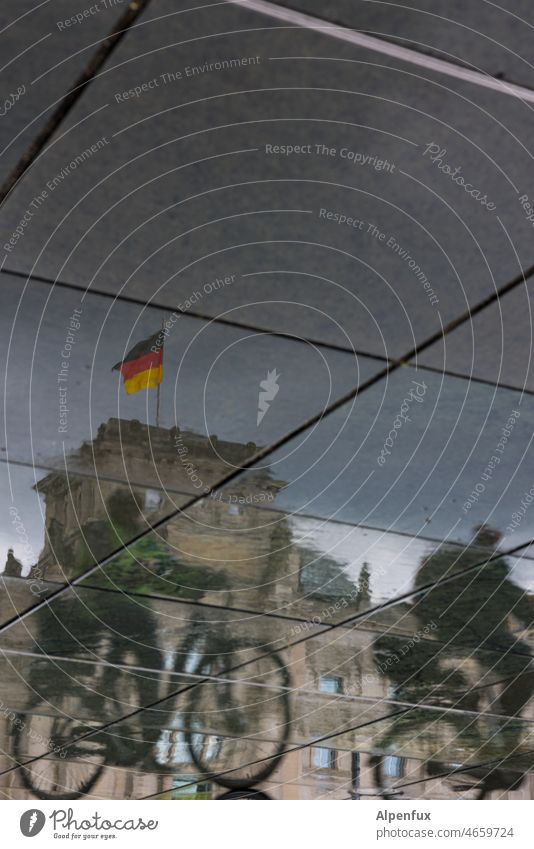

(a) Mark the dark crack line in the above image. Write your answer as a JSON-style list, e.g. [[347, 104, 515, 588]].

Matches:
[[0, 0, 153, 205]]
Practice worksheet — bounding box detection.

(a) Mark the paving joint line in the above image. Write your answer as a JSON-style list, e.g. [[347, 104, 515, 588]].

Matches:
[[0, 0, 153, 205], [0, 267, 390, 363]]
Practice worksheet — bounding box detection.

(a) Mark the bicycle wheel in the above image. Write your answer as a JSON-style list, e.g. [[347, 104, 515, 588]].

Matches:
[[13, 708, 107, 800], [182, 642, 292, 789]]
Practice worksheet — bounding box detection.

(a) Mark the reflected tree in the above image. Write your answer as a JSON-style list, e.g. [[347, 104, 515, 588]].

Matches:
[[373, 525, 534, 798]]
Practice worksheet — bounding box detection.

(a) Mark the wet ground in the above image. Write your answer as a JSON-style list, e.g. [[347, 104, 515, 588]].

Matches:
[[1, 0, 534, 800]]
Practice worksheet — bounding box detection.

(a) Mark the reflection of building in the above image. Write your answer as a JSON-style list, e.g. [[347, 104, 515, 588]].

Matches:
[[74, 417, 261, 491], [32, 417, 278, 582], [3, 421, 534, 800]]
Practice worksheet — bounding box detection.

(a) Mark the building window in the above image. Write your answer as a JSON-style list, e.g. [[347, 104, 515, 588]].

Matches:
[[171, 778, 212, 800], [382, 755, 405, 778], [144, 489, 162, 511], [319, 675, 343, 694], [312, 747, 337, 769]]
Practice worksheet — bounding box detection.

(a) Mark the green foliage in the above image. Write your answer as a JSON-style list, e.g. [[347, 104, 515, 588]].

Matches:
[[93, 533, 229, 600]]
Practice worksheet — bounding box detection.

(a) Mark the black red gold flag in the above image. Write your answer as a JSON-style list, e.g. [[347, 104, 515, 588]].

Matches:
[[112, 331, 163, 395]]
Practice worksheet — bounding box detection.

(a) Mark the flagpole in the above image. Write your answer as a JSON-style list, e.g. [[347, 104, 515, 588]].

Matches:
[[156, 318, 164, 428]]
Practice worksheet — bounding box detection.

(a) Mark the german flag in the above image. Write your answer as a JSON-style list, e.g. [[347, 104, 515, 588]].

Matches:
[[112, 331, 163, 395]]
